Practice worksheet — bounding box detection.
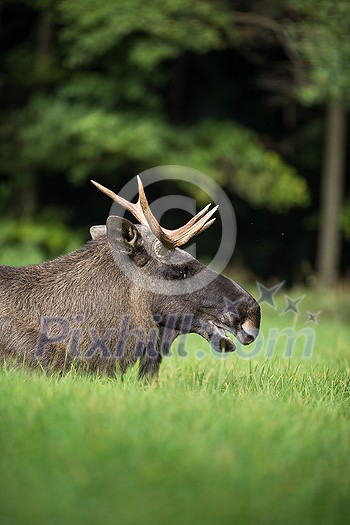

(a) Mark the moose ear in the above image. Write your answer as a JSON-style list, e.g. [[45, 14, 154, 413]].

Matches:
[[106, 216, 147, 263], [90, 225, 107, 239]]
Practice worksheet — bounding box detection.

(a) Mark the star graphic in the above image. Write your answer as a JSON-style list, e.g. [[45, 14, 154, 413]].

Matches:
[[281, 295, 305, 316], [256, 281, 285, 308], [306, 311, 321, 324], [224, 297, 242, 314]]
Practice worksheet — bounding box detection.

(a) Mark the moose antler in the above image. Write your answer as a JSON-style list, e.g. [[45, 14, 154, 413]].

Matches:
[[91, 177, 218, 249]]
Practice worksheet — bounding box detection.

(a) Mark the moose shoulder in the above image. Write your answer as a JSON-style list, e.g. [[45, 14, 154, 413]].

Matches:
[[0, 178, 260, 379]]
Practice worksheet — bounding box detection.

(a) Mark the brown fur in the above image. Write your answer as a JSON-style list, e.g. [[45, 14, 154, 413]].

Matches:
[[0, 217, 260, 379]]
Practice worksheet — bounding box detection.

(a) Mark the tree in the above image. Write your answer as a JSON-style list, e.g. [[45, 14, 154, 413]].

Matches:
[[286, 0, 350, 286]]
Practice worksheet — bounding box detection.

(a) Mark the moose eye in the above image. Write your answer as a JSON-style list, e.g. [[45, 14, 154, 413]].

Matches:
[[164, 266, 188, 280], [177, 269, 187, 280], [175, 268, 187, 280]]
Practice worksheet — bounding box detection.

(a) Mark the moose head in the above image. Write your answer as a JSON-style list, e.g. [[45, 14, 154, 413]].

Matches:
[[91, 177, 261, 376]]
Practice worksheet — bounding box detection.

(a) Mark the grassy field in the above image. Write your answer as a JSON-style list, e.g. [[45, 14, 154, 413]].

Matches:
[[0, 287, 349, 525]]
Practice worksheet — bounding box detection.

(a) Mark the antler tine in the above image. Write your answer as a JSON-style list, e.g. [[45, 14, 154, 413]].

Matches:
[[173, 218, 217, 246], [170, 205, 219, 245], [91, 180, 146, 225], [162, 203, 211, 238], [198, 217, 216, 233]]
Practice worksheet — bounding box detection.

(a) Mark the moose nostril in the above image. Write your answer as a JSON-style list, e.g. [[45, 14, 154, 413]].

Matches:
[[243, 332, 254, 344], [241, 319, 259, 344]]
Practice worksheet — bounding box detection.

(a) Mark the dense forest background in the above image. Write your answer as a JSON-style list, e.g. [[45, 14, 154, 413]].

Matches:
[[1, 0, 349, 287]]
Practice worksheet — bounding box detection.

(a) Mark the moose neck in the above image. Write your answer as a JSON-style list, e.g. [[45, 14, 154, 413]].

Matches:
[[0, 237, 150, 328]]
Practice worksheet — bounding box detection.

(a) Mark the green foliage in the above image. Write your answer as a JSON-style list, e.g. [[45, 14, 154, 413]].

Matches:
[[170, 120, 309, 211], [287, 0, 350, 104], [0, 217, 83, 266], [2, 96, 309, 210], [58, 0, 237, 68], [0, 0, 309, 223]]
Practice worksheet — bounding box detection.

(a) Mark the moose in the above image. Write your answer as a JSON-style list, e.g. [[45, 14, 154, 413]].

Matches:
[[0, 178, 260, 379]]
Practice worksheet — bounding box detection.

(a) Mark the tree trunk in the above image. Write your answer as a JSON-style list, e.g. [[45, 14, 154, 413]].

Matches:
[[316, 102, 346, 287], [20, 5, 53, 218], [36, 7, 53, 70]]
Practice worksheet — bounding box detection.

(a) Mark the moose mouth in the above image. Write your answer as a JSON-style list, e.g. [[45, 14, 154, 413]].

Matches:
[[211, 326, 236, 353], [196, 321, 237, 353], [196, 318, 259, 353]]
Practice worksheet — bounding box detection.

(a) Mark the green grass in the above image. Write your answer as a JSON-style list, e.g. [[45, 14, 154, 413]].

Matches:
[[0, 288, 349, 525]]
